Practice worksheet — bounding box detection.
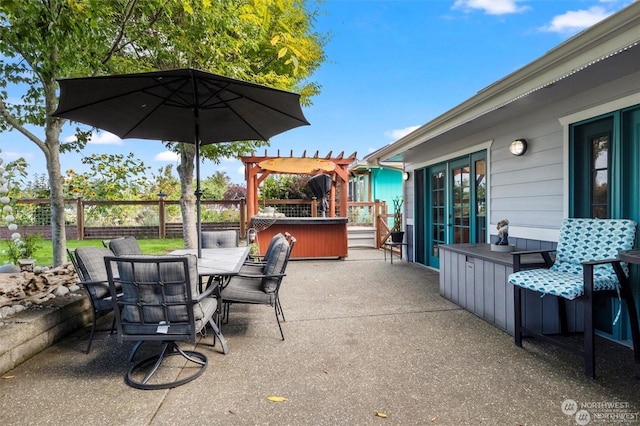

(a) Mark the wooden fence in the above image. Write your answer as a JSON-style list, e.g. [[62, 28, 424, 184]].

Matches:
[[1, 197, 393, 247]]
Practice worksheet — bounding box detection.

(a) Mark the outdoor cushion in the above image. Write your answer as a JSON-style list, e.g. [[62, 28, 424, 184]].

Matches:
[[75, 246, 119, 299], [508, 218, 636, 300], [221, 276, 277, 305], [262, 233, 285, 262], [261, 237, 289, 293], [201, 230, 239, 248], [241, 233, 285, 274], [109, 236, 143, 256]]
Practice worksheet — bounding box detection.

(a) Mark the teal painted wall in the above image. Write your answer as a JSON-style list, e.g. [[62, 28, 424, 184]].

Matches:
[[371, 168, 403, 203]]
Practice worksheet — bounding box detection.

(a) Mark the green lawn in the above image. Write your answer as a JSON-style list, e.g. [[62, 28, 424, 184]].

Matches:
[[32, 238, 185, 267]]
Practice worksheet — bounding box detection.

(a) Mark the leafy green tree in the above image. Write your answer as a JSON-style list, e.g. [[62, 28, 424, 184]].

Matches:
[[0, 0, 166, 265], [154, 0, 326, 248], [201, 171, 231, 200], [63, 152, 150, 225], [260, 174, 312, 199], [23, 173, 50, 198], [146, 165, 181, 200], [0, 0, 326, 264], [1, 158, 28, 200], [64, 153, 149, 201]]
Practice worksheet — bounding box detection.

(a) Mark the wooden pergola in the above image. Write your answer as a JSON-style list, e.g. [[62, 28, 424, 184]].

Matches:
[[241, 150, 357, 218]]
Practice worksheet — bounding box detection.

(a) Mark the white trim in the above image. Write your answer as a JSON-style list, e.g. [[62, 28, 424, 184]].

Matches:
[[562, 121, 570, 218], [405, 140, 493, 171], [559, 92, 640, 126], [558, 92, 640, 218], [484, 143, 492, 244]]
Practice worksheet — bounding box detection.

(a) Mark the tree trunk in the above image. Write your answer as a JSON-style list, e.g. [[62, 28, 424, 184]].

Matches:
[[177, 144, 197, 249], [44, 122, 66, 267]]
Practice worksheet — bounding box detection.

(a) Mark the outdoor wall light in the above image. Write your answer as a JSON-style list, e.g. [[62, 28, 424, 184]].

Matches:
[[509, 139, 528, 156], [403, 171, 410, 181]]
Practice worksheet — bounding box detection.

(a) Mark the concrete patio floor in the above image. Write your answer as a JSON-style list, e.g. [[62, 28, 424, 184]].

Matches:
[[1, 248, 640, 425]]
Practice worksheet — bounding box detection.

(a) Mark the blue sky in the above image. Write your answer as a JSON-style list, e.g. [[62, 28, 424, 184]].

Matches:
[[0, 0, 635, 185]]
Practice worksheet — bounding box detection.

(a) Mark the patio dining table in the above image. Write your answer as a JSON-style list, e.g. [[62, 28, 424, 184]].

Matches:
[[168, 246, 250, 354], [168, 246, 250, 278]]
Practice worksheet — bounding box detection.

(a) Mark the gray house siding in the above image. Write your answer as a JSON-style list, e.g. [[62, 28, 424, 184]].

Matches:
[[404, 68, 640, 238]]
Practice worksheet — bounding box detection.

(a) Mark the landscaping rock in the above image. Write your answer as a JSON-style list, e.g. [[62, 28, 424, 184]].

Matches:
[[0, 264, 20, 273], [0, 263, 80, 314]]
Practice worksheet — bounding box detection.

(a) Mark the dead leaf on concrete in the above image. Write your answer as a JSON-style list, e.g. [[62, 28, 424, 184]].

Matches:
[[266, 396, 288, 402], [374, 411, 387, 418], [1, 375, 16, 379]]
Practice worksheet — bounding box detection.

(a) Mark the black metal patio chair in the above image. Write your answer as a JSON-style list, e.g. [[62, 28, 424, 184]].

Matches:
[[104, 254, 226, 390], [221, 235, 296, 340], [67, 246, 122, 354], [108, 236, 143, 256]]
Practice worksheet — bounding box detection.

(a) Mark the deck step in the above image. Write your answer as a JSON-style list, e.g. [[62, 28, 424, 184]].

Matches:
[[347, 226, 376, 248]]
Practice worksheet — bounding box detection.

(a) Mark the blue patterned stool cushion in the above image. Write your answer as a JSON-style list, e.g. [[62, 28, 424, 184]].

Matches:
[[508, 218, 637, 300]]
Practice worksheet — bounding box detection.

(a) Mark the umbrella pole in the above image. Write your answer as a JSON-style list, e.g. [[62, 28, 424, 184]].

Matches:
[[193, 118, 203, 258], [192, 71, 203, 259], [195, 139, 203, 258]]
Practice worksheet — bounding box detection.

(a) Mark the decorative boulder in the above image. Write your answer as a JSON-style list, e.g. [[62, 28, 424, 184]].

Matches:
[[0, 264, 20, 273]]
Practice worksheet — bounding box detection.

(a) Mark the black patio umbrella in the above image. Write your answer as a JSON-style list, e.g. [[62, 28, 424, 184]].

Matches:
[[53, 68, 309, 257]]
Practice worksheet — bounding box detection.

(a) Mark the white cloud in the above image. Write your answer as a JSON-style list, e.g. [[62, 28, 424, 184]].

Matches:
[[1, 150, 33, 160], [63, 131, 122, 145], [384, 125, 420, 140], [154, 150, 180, 162], [88, 131, 122, 145], [453, 0, 529, 15], [539, 6, 614, 34]]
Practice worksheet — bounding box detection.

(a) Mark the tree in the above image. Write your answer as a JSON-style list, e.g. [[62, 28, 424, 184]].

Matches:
[[201, 171, 231, 200], [148, 0, 326, 248], [0, 1, 164, 265], [64, 153, 149, 201], [261, 174, 313, 199], [0, 0, 326, 264], [224, 184, 247, 201], [146, 165, 181, 201]]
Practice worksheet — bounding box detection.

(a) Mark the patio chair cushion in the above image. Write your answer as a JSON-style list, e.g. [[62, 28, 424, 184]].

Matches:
[[509, 218, 636, 300], [261, 237, 289, 293], [116, 255, 215, 336], [201, 230, 239, 248], [241, 233, 286, 274], [75, 246, 118, 299], [222, 275, 277, 305], [109, 236, 143, 256]]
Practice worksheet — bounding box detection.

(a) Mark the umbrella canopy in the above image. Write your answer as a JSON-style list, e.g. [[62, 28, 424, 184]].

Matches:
[[53, 68, 309, 256]]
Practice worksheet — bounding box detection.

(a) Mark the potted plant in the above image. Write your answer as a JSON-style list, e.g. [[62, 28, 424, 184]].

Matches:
[[248, 242, 260, 260], [390, 196, 404, 243]]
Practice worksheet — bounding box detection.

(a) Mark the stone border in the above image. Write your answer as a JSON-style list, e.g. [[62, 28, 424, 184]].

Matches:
[[0, 293, 91, 374]]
